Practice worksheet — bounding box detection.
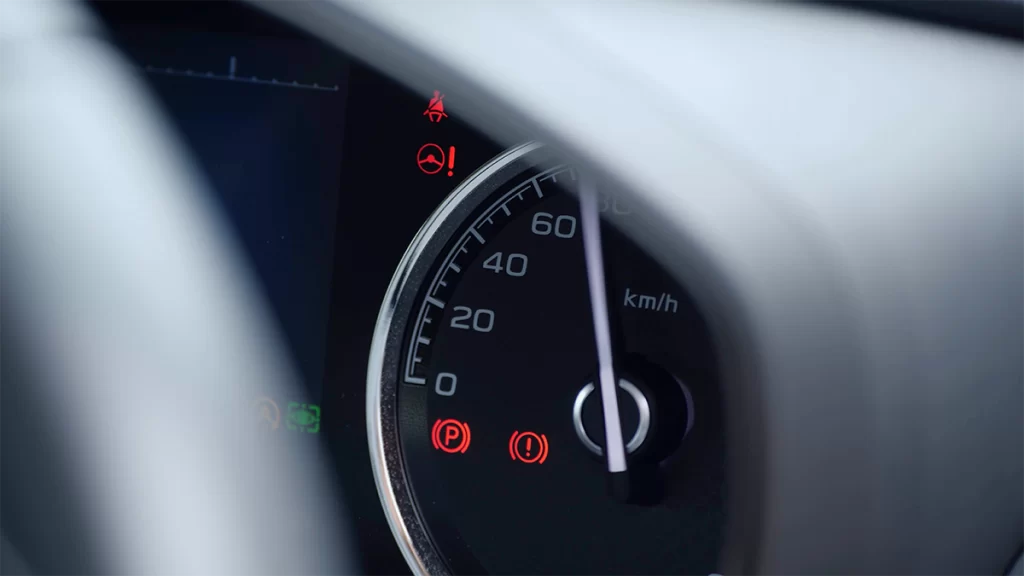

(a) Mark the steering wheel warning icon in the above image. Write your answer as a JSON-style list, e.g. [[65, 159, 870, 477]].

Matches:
[[417, 143, 456, 176]]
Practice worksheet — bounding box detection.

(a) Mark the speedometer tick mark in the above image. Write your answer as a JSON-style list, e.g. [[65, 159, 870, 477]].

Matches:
[[501, 204, 511, 216], [531, 180, 544, 198], [426, 296, 446, 308], [469, 228, 484, 243], [449, 263, 461, 273]]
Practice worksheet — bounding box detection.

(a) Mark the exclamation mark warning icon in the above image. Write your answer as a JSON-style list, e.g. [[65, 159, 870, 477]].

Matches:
[[509, 431, 549, 464], [447, 146, 456, 177]]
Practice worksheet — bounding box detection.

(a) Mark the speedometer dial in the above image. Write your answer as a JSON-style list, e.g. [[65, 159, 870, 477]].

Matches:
[[368, 143, 726, 575]]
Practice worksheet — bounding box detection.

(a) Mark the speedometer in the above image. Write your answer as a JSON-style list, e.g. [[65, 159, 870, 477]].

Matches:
[[368, 143, 726, 575]]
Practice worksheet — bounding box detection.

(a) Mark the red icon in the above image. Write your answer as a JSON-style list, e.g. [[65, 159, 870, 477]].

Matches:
[[423, 90, 447, 123], [509, 431, 549, 464], [417, 143, 444, 175], [432, 418, 471, 453], [417, 143, 457, 177]]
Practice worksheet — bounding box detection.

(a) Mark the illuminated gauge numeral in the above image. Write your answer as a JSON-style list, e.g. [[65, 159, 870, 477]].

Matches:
[[531, 212, 577, 238], [482, 252, 528, 277], [450, 306, 495, 332], [435, 372, 457, 396]]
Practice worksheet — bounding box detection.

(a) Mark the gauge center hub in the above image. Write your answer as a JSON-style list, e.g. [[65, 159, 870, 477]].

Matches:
[[573, 379, 651, 456]]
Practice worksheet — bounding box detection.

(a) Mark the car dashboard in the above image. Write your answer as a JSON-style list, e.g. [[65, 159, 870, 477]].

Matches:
[[90, 3, 729, 573], [2, 1, 1020, 575]]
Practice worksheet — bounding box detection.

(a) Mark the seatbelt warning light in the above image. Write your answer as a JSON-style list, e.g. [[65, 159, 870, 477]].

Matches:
[[423, 90, 448, 123]]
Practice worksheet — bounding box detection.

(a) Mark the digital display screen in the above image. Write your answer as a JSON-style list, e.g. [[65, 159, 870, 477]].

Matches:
[[112, 28, 349, 402]]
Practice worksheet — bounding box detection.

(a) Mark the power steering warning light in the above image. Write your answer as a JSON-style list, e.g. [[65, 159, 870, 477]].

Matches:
[[432, 419, 471, 453], [417, 143, 457, 176], [509, 431, 549, 464]]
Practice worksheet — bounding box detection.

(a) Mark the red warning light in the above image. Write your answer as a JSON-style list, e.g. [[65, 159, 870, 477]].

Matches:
[[423, 90, 448, 123], [417, 143, 445, 175], [417, 143, 456, 177], [432, 419, 471, 454], [509, 431, 549, 464]]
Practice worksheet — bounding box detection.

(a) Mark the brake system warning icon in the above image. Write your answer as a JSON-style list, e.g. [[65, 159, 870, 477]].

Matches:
[[509, 431, 549, 464]]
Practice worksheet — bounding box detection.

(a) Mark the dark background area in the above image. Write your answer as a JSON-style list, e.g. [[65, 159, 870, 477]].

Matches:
[[91, 2, 503, 572]]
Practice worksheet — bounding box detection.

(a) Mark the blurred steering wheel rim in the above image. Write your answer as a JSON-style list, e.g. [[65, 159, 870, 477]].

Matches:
[[1, 1, 347, 573]]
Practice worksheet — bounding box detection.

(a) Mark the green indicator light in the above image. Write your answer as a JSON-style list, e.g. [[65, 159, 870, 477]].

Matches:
[[286, 402, 321, 434]]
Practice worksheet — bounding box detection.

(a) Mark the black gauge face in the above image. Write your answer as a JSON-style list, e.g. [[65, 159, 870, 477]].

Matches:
[[369, 144, 726, 575]]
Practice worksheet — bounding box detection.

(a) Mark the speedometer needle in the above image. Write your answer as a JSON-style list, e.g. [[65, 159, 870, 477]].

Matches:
[[579, 178, 629, 486]]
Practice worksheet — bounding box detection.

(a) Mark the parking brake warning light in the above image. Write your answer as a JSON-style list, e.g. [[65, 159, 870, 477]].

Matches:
[[432, 419, 471, 453]]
